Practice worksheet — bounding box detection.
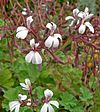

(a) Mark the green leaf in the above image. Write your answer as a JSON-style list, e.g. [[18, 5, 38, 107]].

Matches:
[[60, 92, 77, 108], [32, 86, 44, 100], [89, 76, 97, 89], [2, 86, 24, 111], [13, 57, 40, 83], [79, 86, 93, 101], [60, 92, 84, 112], [0, 19, 4, 26], [0, 50, 3, 60], [3, 87, 24, 101], [95, 90, 100, 104], [20, 107, 32, 112], [55, 51, 66, 60], [92, 106, 100, 112], [59, 65, 82, 93], [0, 69, 14, 89]]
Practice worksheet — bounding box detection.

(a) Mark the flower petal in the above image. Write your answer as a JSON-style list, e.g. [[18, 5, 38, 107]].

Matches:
[[26, 16, 33, 27], [22, 11, 27, 15], [20, 83, 26, 88], [9, 101, 20, 112], [53, 33, 62, 48], [49, 101, 59, 108], [54, 34, 62, 41], [25, 51, 34, 63], [27, 102, 31, 106], [85, 22, 94, 33], [46, 22, 57, 31], [15, 103, 20, 112], [16, 26, 27, 32], [69, 20, 75, 26], [44, 89, 53, 99], [78, 11, 85, 18], [35, 43, 39, 48], [25, 78, 31, 87], [40, 103, 48, 112], [65, 16, 74, 21], [31, 52, 36, 64], [9, 101, 16, 111], [18, 94, 27, 101], [34, 52, 42, 64], [73, 8, 79, 17], [30, 38, 35, 47], [76, 19, 80, 25], [48, 104, 54, 112], [78, 24, 86, 34], [53, 38, 59, 48], [84, 7, 89, 14], [16, 27, 28, 39], [20, 84, 28, 90], [84, 14, 93, 20], [27, 16, 33, 23], [45, 36, 54, 48], [23, 8, 27, 11]]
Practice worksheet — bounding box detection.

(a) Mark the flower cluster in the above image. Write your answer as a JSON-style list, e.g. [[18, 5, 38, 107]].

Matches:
[[15, 7, 96, 67], [16, 14, 62, 65], [2, 3, 99, 112], [9, 79, 59, 112], [65, 7, 94, 34], [9, 79, 32, 112]]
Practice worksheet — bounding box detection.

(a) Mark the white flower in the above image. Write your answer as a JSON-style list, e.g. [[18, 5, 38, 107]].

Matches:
[[41, 89, 59, 112], [25, 39, 42, 64], [78, 7, 94, 34], [78, 7, 93, 20], [20, 78, 31, 91], [23, 8, 27, 11], [46, 22, 57, 31], [22, 8, 32, 16], [16, 16, 33, 39], [9, 94, 27, 112], [18, 94, 27, 101], [22, 8, 27, 15], [26, 16, 33, 28], [65, 8, 80, 26], [45, 34, 62, 48], [46, 22, 57, 35], [27, 99, 31, 106], [22, 11, 27, 15], [16, 26, 29, 39], [44, 89, 53, 98]]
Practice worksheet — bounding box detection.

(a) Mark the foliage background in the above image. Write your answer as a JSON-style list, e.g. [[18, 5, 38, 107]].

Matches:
[[0, 0, 100, 112]]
